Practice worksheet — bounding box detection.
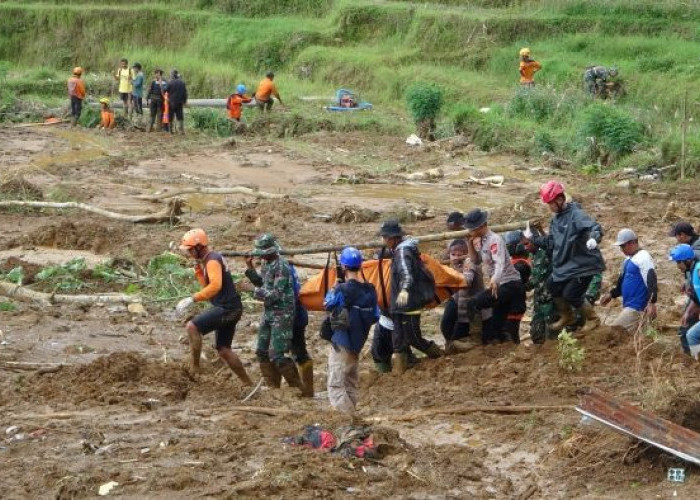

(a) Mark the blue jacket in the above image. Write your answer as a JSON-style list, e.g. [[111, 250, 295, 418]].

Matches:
[[324, 280, 379, 353]]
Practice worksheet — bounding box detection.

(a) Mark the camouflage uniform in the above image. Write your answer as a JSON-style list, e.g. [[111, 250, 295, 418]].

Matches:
[[246, 241, 295, 364], [528, 248, 557, 344]]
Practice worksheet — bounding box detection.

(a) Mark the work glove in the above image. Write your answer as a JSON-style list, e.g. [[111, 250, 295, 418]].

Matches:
[[586, 238, 598, 250], [396, 289, 409, 307], [176, 297, 194, 315], [523, 221, 533, 240], [254, 287, 267, 300]]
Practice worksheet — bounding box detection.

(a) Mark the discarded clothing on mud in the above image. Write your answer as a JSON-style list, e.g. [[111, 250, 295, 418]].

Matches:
[[282, 425, 379, 458]]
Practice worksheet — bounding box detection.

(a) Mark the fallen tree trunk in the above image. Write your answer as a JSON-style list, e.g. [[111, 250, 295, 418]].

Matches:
[[137, 186, 287, 202], [221, 220, 534, 256], [0, 280, 142, 306], [371, 404, 573, 422], [0, 199, 183, 223]]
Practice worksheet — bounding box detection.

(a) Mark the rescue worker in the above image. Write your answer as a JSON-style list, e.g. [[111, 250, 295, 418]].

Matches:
[[290, 262, 314, 397], [98, 98, 116, 130], [226, 84, 252, 133], [464, 209, 526, 344], [114, 58, 133, 116], [583, 65, 618, 97], [175, 229, 252, 386], [440, 239, 490, 353], [167, 70, 188, 134], [523, 180, 606, 333], [522, 224, 557, 344], [244, 234, 303, 390], [131, 62, 145, 121], [669, 244, 700, 357], [67, 66, 86, 127], [669, 221, 700, 258], [600, 229, 657, 333], [519, 48, 542, 87], [446, 211, 466, 232], [146, 69, 167, 132], [254, 71, 283, 112], [381, 219, 442, 374], [505, 230, 532, 285], [324, 247, 379, 414]]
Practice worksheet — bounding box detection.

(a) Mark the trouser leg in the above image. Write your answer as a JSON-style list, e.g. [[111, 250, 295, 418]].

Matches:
[[327, 345, 358, 413]]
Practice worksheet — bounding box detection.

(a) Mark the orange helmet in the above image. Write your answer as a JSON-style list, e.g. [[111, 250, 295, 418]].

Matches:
[[72, 66, 83, 76], [179, 228, 209, 251]]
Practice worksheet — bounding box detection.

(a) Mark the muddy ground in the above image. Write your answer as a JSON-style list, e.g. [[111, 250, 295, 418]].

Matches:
[[1, 124, 700, 499]]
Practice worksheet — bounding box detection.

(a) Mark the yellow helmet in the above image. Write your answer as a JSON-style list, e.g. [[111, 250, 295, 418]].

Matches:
[[99, 97, 110, 105], [519, 47, 531, 57]]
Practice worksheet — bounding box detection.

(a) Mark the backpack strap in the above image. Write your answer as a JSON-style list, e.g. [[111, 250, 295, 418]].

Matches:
[[377, 248, 389, 314]]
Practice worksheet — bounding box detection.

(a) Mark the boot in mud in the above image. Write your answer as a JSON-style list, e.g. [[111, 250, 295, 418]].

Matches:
[[391, 352, 408, 375], [374, 361, 391, 373], [549, 297, 575, 332], [259, 361, 281, 388], [277, 359, 303, 389], [298, 360, 314, 397], [424, 342, 443, 359], [578, 299, 601, 333]]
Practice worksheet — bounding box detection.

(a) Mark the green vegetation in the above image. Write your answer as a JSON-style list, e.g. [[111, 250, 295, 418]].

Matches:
[[1, 0, 699, 171], [557, 330, 585, 372]]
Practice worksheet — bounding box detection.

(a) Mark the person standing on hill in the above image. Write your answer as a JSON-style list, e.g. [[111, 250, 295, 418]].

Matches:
[[523, 181, 606, 333], [175, 228, 253, 386], [255, 72, 283, 112], [130, 62, 145, 122], [167, 70, 188, 134], [146, 69, 167, 132], [114, 58, 133, 117], [67, 66, 86, 127], [227, 84, 252, 133], [519, 48, 541, 87], [600, 229, 657, 333]]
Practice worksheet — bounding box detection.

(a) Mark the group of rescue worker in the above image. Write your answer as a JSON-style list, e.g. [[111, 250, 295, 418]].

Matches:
[[518, 47, 619, 97], [172, 178, 699, 416], [67, 63, 283, 133]]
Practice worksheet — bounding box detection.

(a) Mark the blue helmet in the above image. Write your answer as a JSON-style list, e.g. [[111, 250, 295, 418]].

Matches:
[[339, 247, 363, 269], [504, 230, 523, 246], [669, 244, 695, 262], [236, 84, 246, 94]]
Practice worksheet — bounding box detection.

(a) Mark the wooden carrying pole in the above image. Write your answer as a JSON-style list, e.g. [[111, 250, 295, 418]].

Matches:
[[220, 219, 533, 257]]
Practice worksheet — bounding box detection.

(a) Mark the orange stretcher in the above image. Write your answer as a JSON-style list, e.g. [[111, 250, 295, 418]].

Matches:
[[298, 254, 466, 311]]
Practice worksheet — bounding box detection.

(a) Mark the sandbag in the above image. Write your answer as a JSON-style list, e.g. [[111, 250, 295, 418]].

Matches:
[[299, 254, 465, 311]]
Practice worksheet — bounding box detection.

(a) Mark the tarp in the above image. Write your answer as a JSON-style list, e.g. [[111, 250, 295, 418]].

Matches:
[[299, 254, 466, 311]]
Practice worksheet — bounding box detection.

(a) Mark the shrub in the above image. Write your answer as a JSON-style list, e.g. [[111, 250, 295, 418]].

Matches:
[[534, 129, 556, 153], [450, 103, 481, 135], [557, 330, 585, 372], [508, 86, 555, 123], [189, 109, 232, 137], [577, 102, 645, 162], [405, 82, 443, 124]]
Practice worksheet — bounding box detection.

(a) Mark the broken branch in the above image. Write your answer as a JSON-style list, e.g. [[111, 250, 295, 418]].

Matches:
[[0, 199, 183, 223], [221, 220, 535, 256], [137, 186, 287, 201], [0, 280, 142, 306]]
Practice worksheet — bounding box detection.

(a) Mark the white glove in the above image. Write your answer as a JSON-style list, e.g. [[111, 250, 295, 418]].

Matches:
[[523, 221, 533, 240], [176, 297, 194, 315], [396, 289, 409, 307], [586, 238, 597, 250]]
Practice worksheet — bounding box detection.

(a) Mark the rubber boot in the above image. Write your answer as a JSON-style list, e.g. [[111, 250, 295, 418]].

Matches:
[[549, 297, 575, 332], [391, 352, 408, 375], [298, 360, 314, 397], [259, 361, 281, 388], [578, 299, 601, 332], [277, 359, 303, 389], [374, 361, 391, 373], [178, 118, 185, 135], [424, 343, 443, 359], [70, 116, 78, 127]]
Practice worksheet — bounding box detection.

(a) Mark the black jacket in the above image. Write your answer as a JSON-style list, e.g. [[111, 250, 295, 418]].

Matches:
[[167, 78, 188, 106], [533, 202, 605, 282], [389, 239, 435, 313]]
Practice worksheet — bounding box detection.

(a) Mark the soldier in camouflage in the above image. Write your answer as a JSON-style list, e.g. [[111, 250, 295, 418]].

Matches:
[[526, 242, 558, 344], [245, 233, 303, 391]]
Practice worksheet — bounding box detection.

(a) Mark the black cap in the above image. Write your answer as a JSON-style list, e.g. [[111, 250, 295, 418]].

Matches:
[[446, 211, 465, 225], [464, 209, 488, 230], [669, 221, 696, 237], [379, 219, 404, 237]]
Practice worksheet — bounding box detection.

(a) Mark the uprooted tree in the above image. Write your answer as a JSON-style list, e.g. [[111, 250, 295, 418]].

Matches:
[[405, 82, 443, 141]]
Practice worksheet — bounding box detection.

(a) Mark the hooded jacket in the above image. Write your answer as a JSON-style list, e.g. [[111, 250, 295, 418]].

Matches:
[[533, 202, 606, 282], [389, 239, 436, 313]]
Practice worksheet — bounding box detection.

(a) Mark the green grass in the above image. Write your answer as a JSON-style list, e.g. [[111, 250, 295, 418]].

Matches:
[[2, 0, 700, 172]]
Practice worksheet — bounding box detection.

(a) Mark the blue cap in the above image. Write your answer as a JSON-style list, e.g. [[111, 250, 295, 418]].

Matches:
[[339, 247, 363, 269], [236, 84, 246, 94], [669, 244, 695, 262]]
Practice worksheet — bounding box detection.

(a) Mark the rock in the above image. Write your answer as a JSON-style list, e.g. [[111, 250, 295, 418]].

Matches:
[[616, 179, 632, 191], [5, 425, 21, 436], [405, 134, 422, 146], [127, 303, 148, 316], [98, 481, 119, 496]]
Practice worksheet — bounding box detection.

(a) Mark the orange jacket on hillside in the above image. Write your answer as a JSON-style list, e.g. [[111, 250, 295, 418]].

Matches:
[[100, 110, 116, 129], [67, 77, 86, 99], [194, 260, 223, 302], [227, 93, 252, 120], [519, 60, 542, 84], [255, 77, 280, 102]]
